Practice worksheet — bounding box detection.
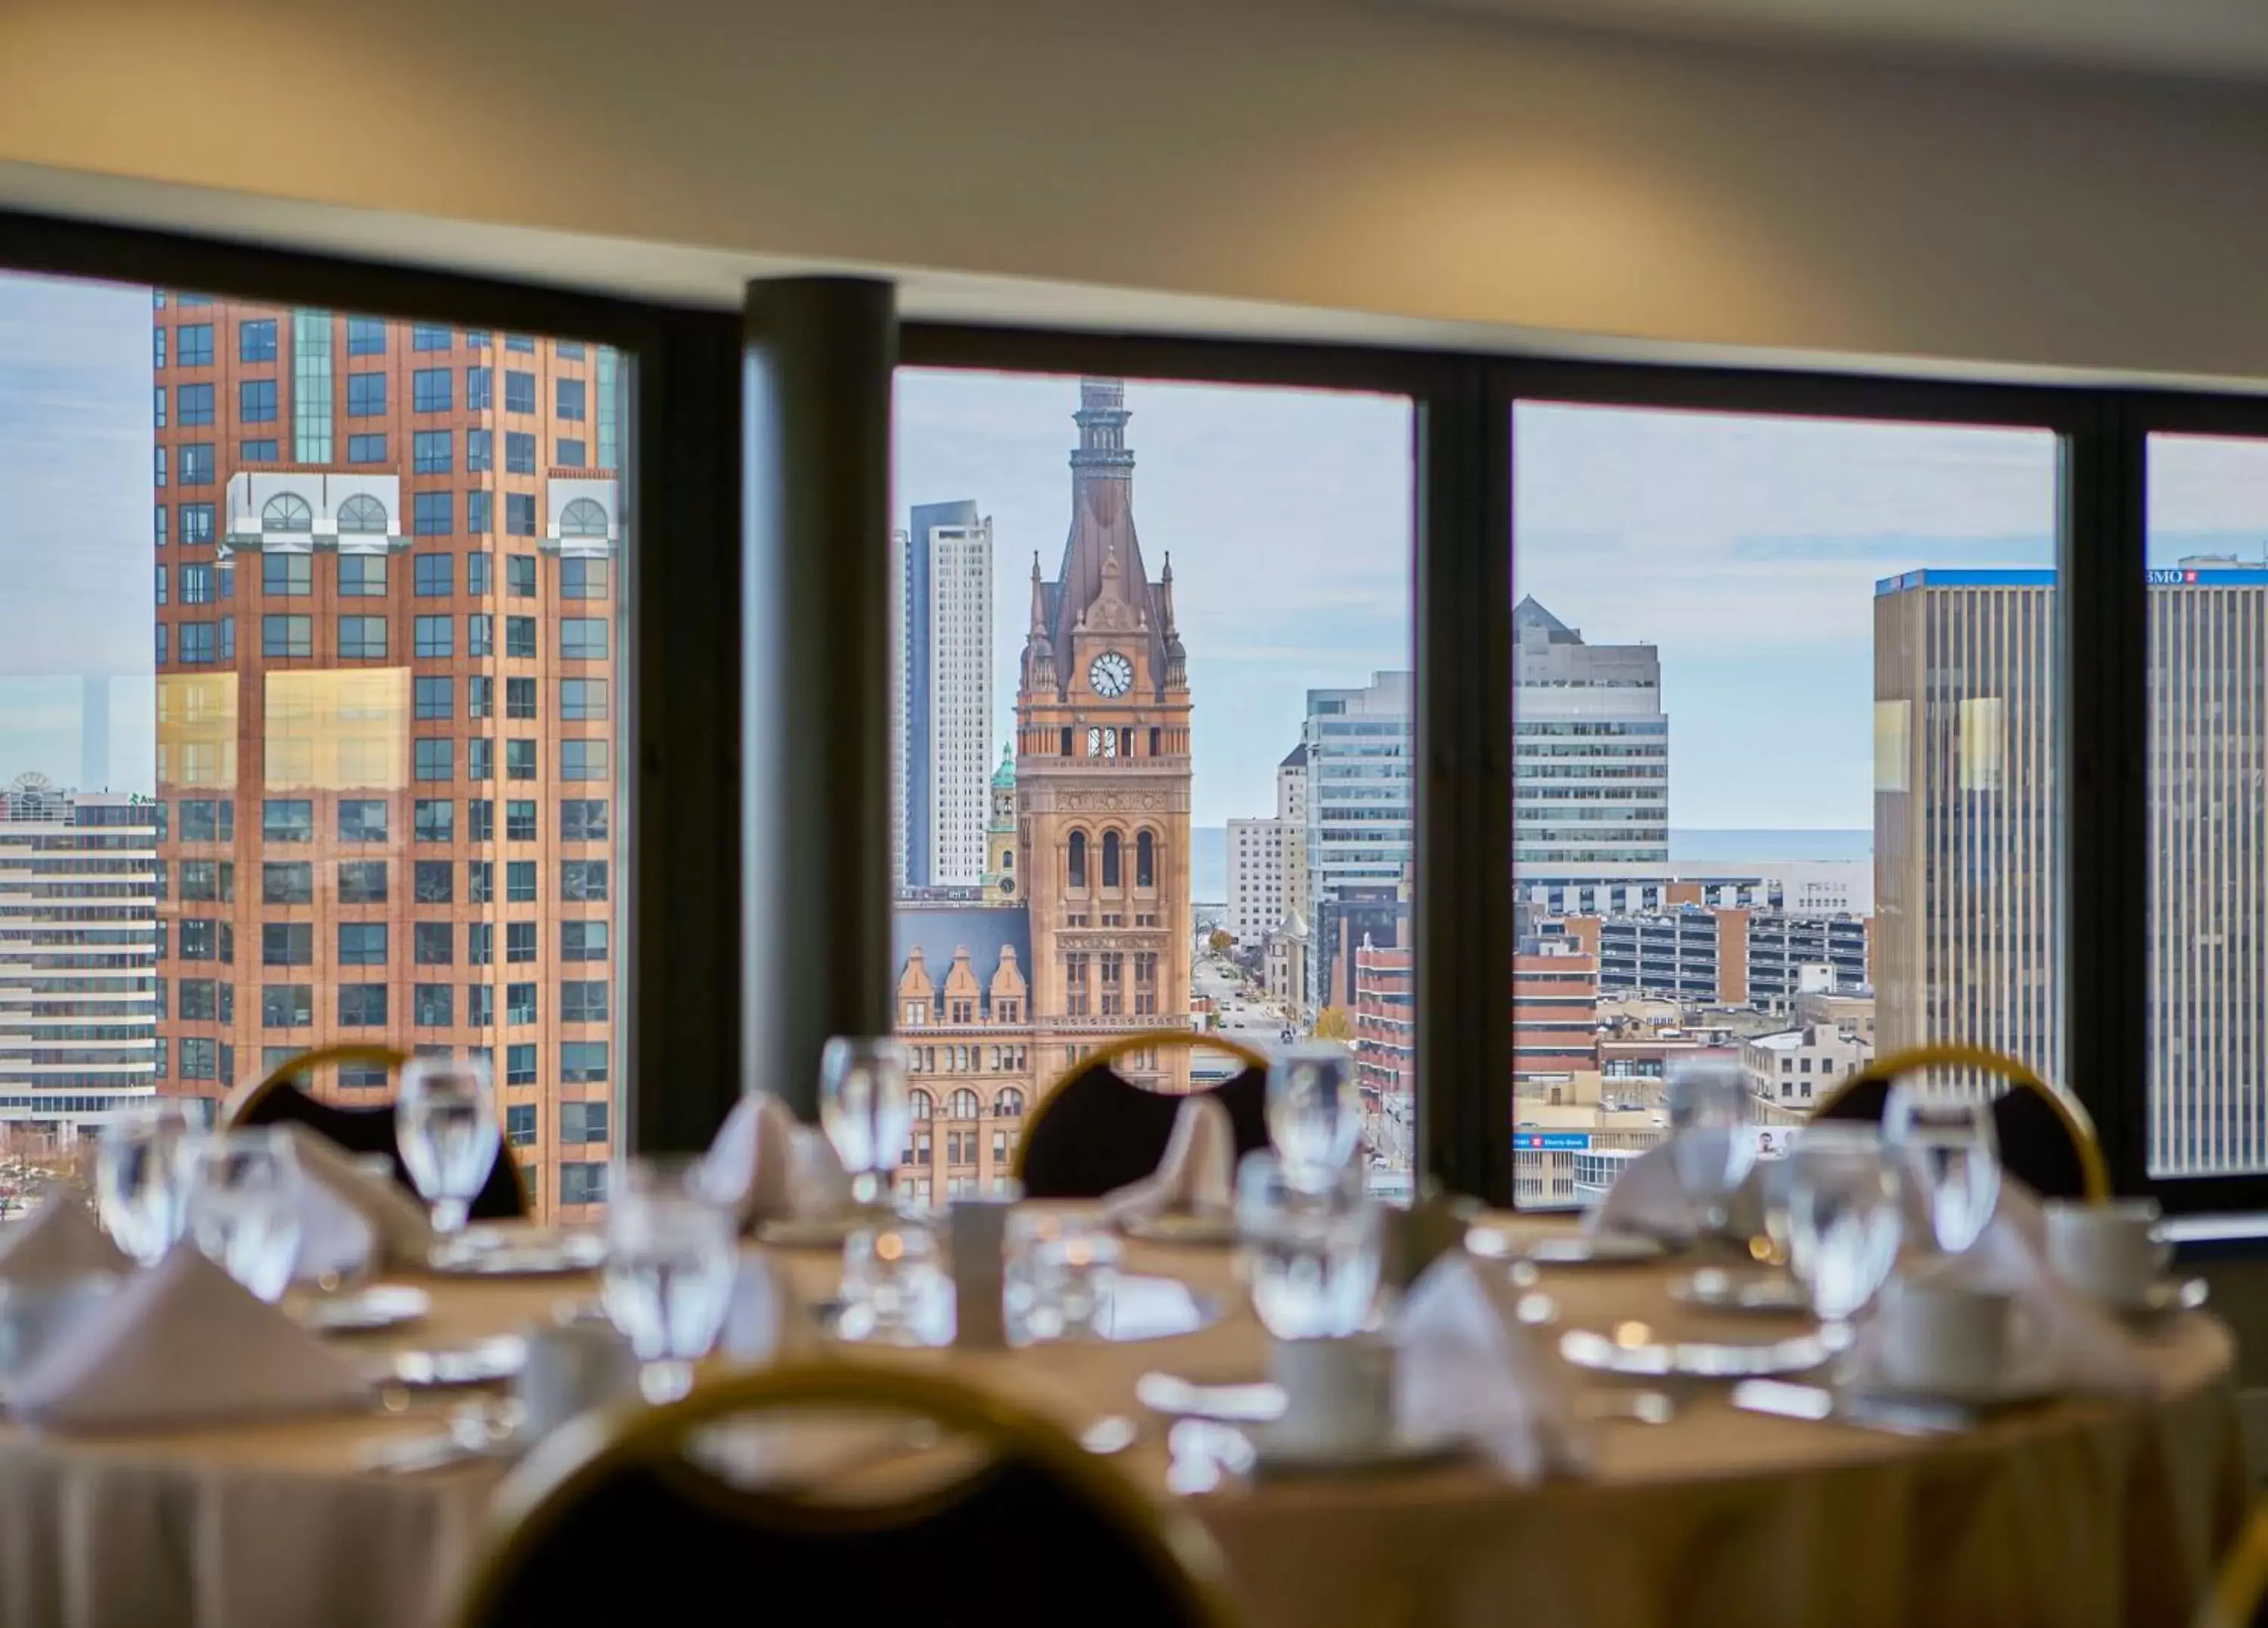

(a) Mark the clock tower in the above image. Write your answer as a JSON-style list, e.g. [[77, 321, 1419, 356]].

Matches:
[[1017, 379, 1194, 1093]]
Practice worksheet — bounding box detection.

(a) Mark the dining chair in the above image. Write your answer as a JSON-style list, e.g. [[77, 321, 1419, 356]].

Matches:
[[1808, 1041, 2110, 1201], [2196, 1497, 2268, 1628], [222, 1043, 530, 1221], [1013, 1030, 1271, 1199], [451, 1362, 1244, 1628]]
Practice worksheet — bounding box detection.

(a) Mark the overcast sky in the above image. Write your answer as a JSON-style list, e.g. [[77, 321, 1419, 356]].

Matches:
[[5, 277, 2264, 824]]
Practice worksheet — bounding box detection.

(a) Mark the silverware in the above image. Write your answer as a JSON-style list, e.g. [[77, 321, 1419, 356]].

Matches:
[[1135, 1370, 1286, 1424], [1730, 1379, 1975, 1436]]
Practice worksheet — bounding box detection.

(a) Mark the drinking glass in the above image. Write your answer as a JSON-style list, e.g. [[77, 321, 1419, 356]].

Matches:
[[1005, 1209, 1122, 1342], [1882, 1085, 2000, 1255], [839, 1220, 947, 1346], [395, 1054, 502, 1239], [818, 1037, 911, 1209], [1237, 1154, 1380, 1340], [1785, 1124, 1904, 1349], [1265, 1044, 1360, 1195], [601, 1156, 739, 1401], [179, 1128, 305, 1303], [94, 1101, 195, 1266], [1665, 1061, 1758, 1240]]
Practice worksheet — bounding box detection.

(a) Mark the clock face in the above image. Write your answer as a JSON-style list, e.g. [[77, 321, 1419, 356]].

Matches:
[[1088, 652, 1133, 698]]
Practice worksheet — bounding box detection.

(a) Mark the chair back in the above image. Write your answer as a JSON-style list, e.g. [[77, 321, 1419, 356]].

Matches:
[[1809, 1041, 2109, 1201], [225, 1044, 529, 1221], [2197, 1499, 2268, 1628], [452, 1363, 1241, 1628], [1014, 1031, 1271, 1199]]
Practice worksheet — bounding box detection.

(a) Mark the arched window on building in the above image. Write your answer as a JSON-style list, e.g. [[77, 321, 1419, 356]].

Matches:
[[559, 497, 610, 537], [262, 493, 312, 533], [909, 1089, 934, 1122], [1101, 831, 1122, 888], [994, 1087, 1025, 1118], [949, 1088, 980, 1120], [336, 493, 389, 534], [1067, 830, 1087, 889], [1136, 831, 1156, 889]]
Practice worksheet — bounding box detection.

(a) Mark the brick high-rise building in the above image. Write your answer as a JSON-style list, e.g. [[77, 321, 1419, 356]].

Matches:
[[151, 299, 620, 1221]]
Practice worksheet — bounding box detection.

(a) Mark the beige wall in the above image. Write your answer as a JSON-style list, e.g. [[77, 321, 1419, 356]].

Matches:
[[7, 0, 2268, 381]]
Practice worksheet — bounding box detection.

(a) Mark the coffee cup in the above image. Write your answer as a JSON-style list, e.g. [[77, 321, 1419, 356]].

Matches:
[[516, 1308, 640, 1439], [2044, 1199, 2170, 1308], [1878, 1277, 2014, 1396], [1266, 1333, 1393, 1453]]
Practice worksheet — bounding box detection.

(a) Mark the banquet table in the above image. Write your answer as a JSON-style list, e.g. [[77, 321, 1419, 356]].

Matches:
[[0, 1214, 2245, 1628]]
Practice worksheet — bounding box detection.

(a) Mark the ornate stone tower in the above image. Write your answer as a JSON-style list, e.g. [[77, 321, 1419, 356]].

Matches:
[[982, 744, 1018, 907], [1017, 379, 1194, 1091]]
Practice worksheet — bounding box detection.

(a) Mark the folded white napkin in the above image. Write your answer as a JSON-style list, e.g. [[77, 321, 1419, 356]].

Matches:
[[11, 1244, 371, 1431], [0, 1185, 129, 1284], [1393, 1253, 1592, 1481], [280, 1126, 433, 1277], [1101, 1096, 1235, 1225], [1585, 1141, 1700, 1243], [699, 1094, 851, 1227], [1848, 1181, 2152, 1399], [717, 1247, 823, 1364]]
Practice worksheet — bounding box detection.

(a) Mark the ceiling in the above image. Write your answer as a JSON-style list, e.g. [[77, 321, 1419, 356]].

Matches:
[[1393, 0, 2268, 81]]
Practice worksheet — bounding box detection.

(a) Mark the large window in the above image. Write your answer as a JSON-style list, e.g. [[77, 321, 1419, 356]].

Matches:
[[891, 367, 1416, 1196]]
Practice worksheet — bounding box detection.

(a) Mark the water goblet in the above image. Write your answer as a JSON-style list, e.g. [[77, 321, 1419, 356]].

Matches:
[[179, 1128, 306, 1303], [1266, 1043, 1360, 1196], [1785, 1123, 1904, 1352], [1005, 1209, 1122, 1342], [601, 1156, 739, 1401], [1665, 1061, 1758, 1244], [94, 1101, 195, 1266], [1882, 1085, 2000, 1255], [395, 1054, 502, 1240], [818, 1037, 912, 1210], [840, 1219, 946, 1346], [1238, 1156, 1380, 1341]]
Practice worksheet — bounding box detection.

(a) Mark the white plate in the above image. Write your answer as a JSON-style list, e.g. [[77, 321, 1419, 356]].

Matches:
[[382, 1334, 528, 1388], [429, 1230, 605, 1277], [1250, 1425, 1469, 1476], [302, 1284, 432, 1334], [1526, 1233, 1667, 1267], [1121, 1213, 1240, 1246], [1667, 1270, 1811, 1315], [754, 1216, 866, 1249], [1560, 1324, 1830, 1379]]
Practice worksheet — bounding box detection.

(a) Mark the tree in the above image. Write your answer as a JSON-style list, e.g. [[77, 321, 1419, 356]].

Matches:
[[1313, 1005, 1354, 1042], [1207, 929, 1233, 955]]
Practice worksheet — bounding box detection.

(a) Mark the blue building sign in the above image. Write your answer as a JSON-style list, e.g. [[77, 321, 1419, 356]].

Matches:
[[1514, 1131, 1592, 1153]]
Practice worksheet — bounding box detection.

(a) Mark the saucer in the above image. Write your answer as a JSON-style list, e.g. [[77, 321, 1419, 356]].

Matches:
[[2115, 1277, 2209, 1321], [1525, 1233, 1666, 1267], [1250, 1424, 1468, 1476], [1855, 1370, 2057, 1410], [380, 1334, 528, 1388], [1668, 1269, 1811, 1315], [429, 1229, 604, 1277], [1560, 1323, 1830, 1379], [302, 1283, 432, 1334]]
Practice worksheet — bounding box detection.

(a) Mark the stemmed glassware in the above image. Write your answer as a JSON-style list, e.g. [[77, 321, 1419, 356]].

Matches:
[[1784, 1124, 1905, 1351], [395, 1054, 502, 1240], [94, 1101, 196, 1267], [818, 1037, 911, 1209], [179, 1128, 306, 1302], [601, 1156, 739, 1401], [1665, 1061, 1759, 1244], [1882, 1085, 2000, 1255], [1265, 1044, 1361, 1196], [1236, 1153, 1380, 1341]]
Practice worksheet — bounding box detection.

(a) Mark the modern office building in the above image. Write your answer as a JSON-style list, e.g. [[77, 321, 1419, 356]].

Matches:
[[0, 778, 159, 1139], [151, 299, 620, 1221], [1226, 816, 1294, 946], [894, 500, 994, 888], [1301, 672, 1412, 1001], [1514, 596, 1668, 870], [1876, 563, 2268, 1177], [1564, 905, 1870, 1009], [1514, 860, 1873, 919]]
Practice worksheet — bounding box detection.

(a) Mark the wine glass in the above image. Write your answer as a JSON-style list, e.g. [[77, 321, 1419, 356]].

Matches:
[[601, 1156, 739, 1401], [395, 1054, 501, 1240], [1265, 1044, 1360, 1196], [1665, 1062, 1758, 1243], [179, 1128, 305, 1302], [1882, 1085, 2000, 1255], [1237, 1153, 1379, 1340], [1785, 1124, 1904, 1351], [817, 1037, 910, 1209], [94, 1101, 195, 1266]]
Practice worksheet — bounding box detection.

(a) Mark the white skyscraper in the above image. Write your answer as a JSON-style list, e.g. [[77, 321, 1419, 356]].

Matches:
[[896, 500, 995, 888], [1227, 743, 1312, 946]]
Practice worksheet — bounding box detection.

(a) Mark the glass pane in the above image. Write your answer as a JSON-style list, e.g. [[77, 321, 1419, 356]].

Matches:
[[1512, 404, 2059, 1206], [891, 370, 1415, 1200], [0, 270, 627, 1221], [2144, 435, 2268, 1179]]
